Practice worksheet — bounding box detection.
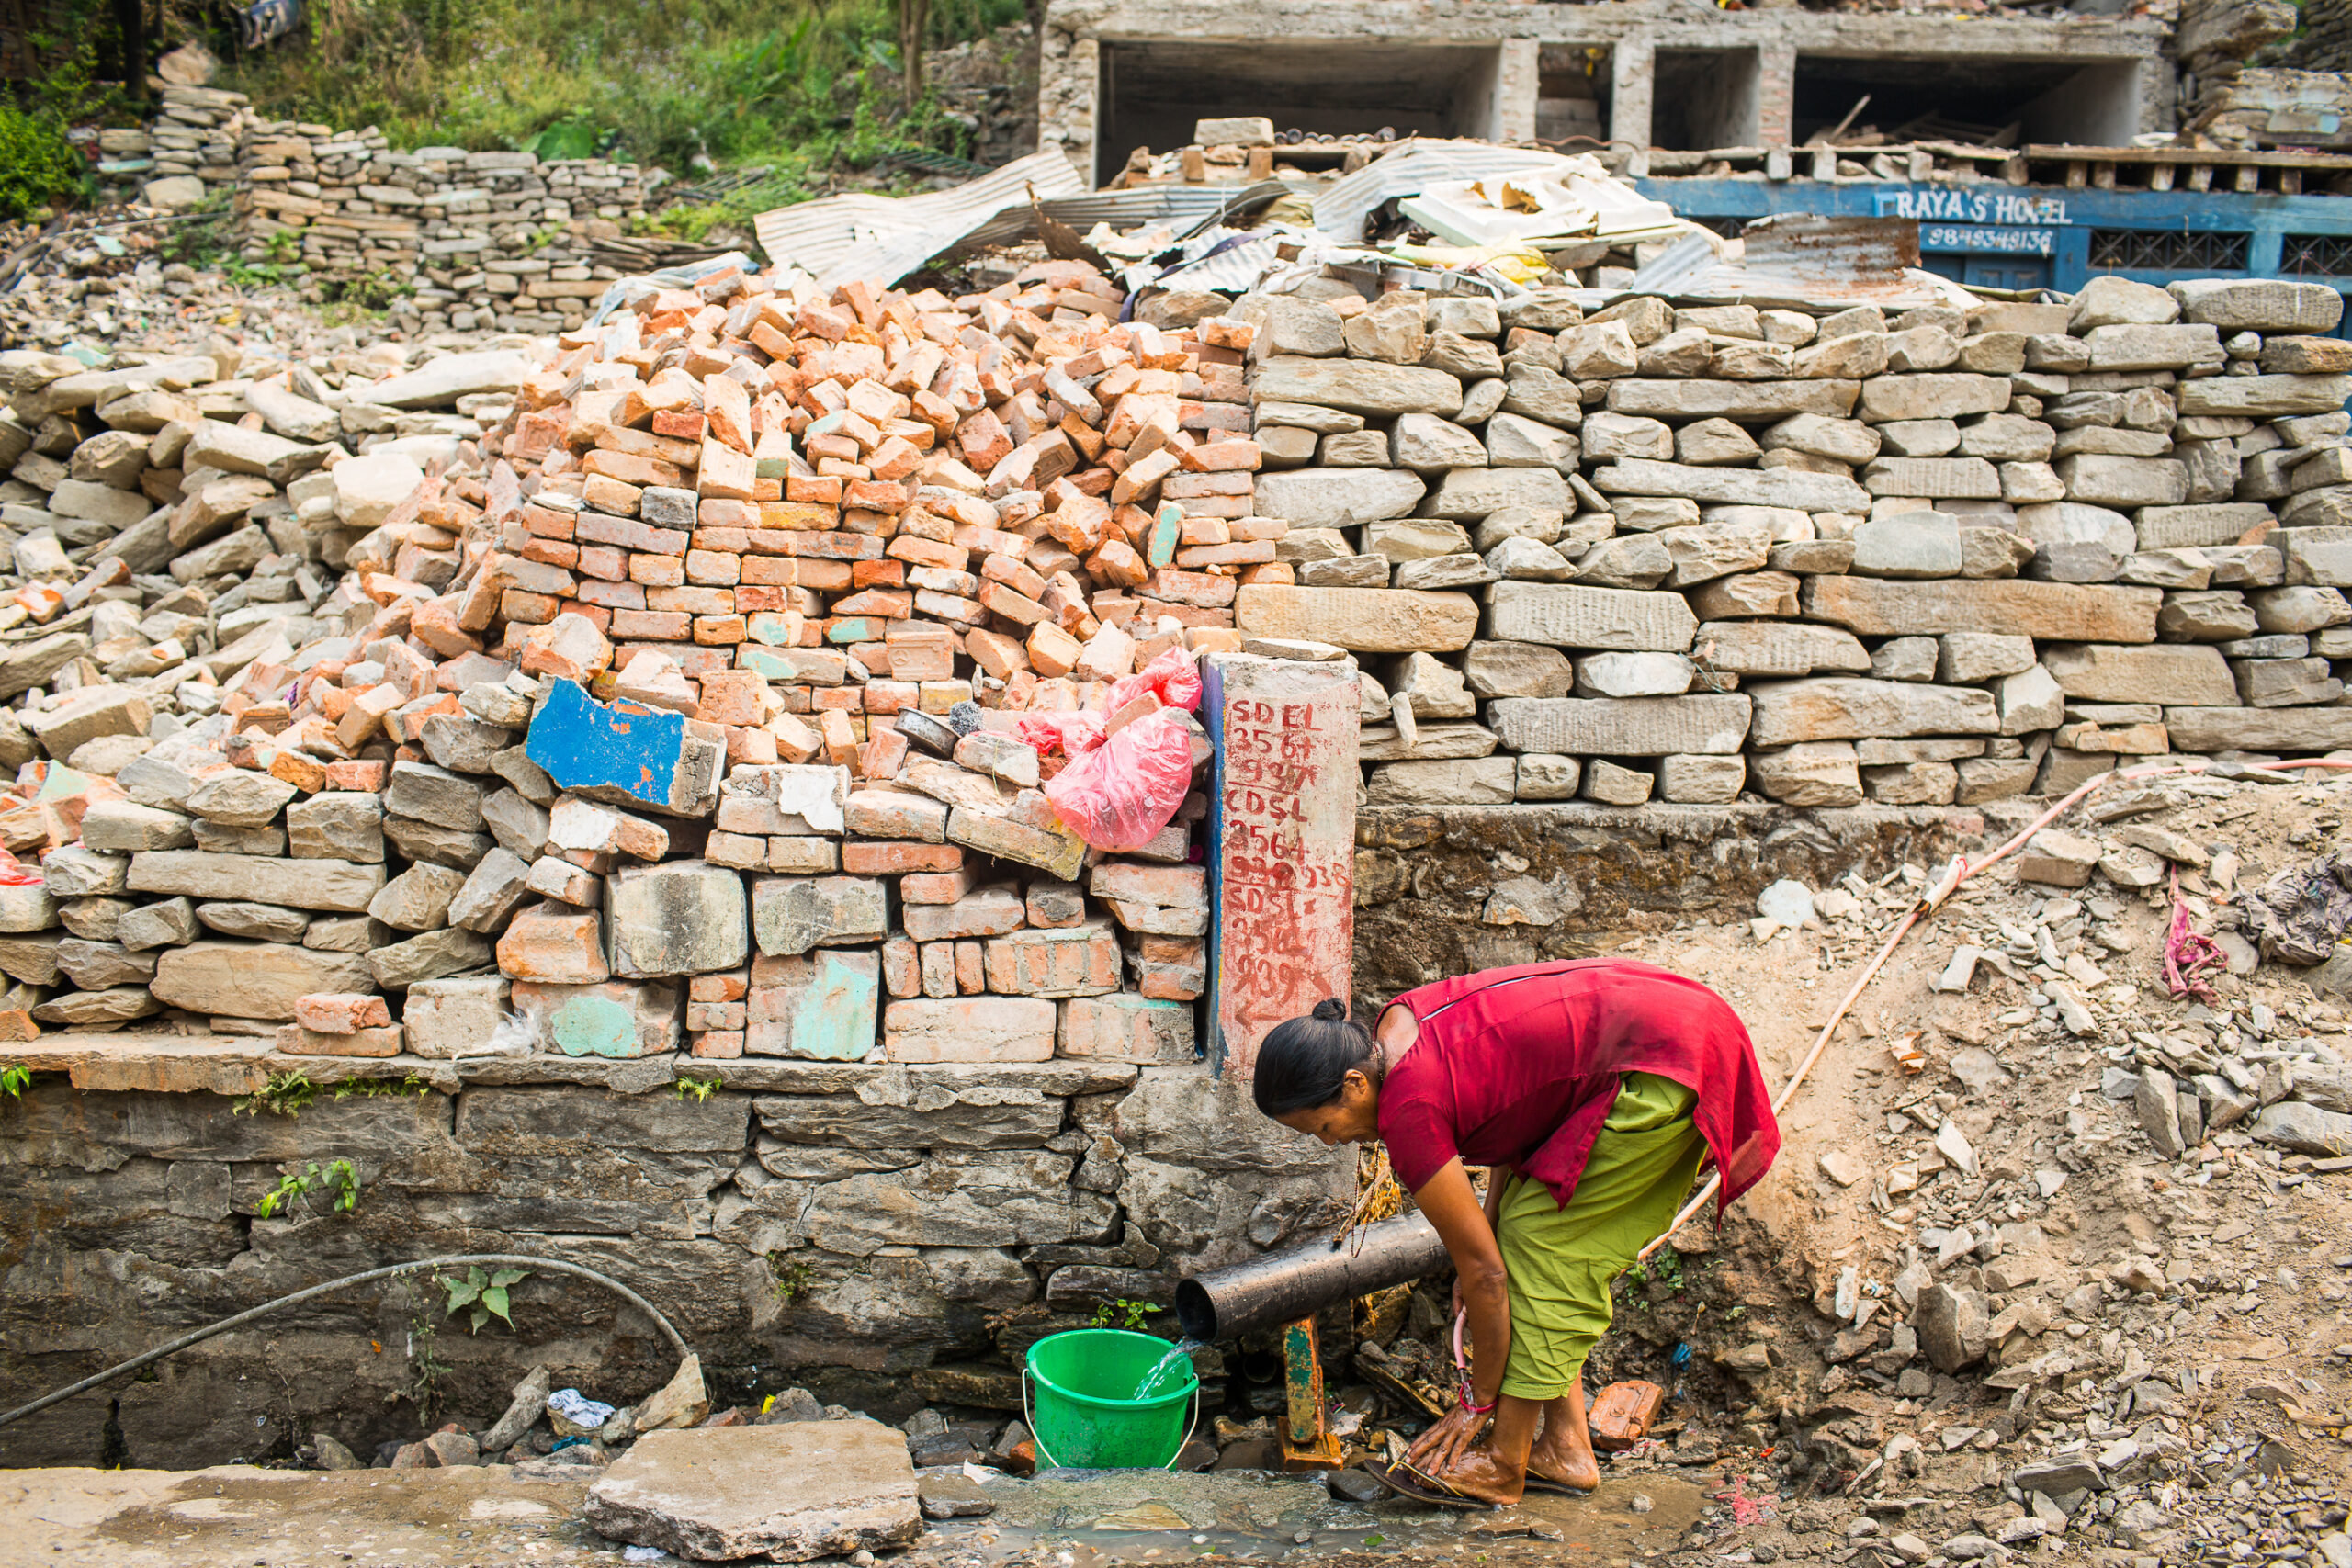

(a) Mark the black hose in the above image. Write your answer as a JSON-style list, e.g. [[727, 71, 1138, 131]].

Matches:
[[0, 1253, 690, 1430]]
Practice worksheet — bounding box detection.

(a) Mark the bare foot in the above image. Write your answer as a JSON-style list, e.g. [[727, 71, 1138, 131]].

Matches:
[[1421, 1445, 1526, 1506], [1527, 1433, 1600, 1493]]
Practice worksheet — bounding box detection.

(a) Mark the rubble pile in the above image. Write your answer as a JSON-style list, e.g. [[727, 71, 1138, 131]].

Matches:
[[1225, 274, 2352, 809], [0, 255, 1272, 1062]]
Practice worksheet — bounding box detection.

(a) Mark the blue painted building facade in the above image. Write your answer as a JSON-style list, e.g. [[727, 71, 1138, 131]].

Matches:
[[1635, 177, 2352, 316]]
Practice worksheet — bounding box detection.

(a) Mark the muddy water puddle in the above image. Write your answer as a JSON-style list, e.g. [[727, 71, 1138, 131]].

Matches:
[[924, 1468, 1702, 1564]]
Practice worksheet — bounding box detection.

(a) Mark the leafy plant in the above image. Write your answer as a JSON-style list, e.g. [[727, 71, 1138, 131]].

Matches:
[[330, 1075, 433, 1101], [1, 1063, 31, 1099], [768, 1252, 814, 1304], [254, 1159, 361, 1219], [1090, 1297, 1151, 1331], [440, 1265, 528, 1333], [675, 1076, 721, 1103], [402, 1279, 449, 1424], [0, 98, 86, 221], [234, 1069, 318, 1119]]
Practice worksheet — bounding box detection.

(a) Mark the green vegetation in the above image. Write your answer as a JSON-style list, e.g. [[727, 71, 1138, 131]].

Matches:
[[254, 1158, 362, 1219], [0, 17, 118, 221], [219, 0, 1025, 176], [0, 1064, 32, 1100], [767, 1251, 815, 1304], [234, 1068, 320, 1119], [1089, 1298, 1153, 1331], [675, 1075, 722, 1102], [439, 1264, 529, 1332]]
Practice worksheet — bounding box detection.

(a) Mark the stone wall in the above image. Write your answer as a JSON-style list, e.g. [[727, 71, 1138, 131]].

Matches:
[[0, 1053, 1350, 1469], [116, 85, 654, 339], [1217, 276, 2352, 816]]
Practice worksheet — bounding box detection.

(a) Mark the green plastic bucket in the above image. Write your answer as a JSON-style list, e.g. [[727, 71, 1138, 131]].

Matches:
[[1023, 1329, 1200, 1471]]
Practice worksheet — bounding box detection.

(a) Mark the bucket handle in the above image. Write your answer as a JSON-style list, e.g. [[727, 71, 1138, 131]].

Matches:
[[1021, 1364, 1201, 1473]]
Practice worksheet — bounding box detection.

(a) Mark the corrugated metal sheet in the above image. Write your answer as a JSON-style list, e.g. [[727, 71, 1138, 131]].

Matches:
[[1629, 214, 1973, 310], [949, 179, 1294, 257], [1313, 141, 1599, 243], [752, 150, 1088, 288]]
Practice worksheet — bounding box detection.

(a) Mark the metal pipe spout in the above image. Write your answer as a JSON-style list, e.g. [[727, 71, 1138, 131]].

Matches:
[[1173, 1213, 1451, 1344]]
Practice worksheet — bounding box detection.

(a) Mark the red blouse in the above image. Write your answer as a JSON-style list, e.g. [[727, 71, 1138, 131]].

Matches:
[[1375, 958, 1780, 1221]]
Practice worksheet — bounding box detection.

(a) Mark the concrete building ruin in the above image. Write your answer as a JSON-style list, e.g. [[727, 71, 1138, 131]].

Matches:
[[1040, 0, 2188, 187]]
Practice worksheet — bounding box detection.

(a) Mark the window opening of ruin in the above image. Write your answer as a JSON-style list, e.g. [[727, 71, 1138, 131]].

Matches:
[[1536, 44, 1611, 150], [1651, 49, 1760, 152], [1792, 55, 2141, 148], [1094, 40, 1508, 185]]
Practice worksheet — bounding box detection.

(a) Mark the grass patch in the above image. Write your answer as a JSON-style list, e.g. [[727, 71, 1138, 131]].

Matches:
[[217, 0, 1023, 177]]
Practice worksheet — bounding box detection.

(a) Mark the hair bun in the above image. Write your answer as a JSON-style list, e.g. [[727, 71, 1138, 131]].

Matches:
[[1311, 998, 1347, 1022]]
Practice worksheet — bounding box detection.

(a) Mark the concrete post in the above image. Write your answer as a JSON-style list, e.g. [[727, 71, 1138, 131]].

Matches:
[[1610, 37, 1656, 152], [1489, 38, 1541, 142], [1758, 41, 1797, 147], [1203, 655, 1359, 1081]]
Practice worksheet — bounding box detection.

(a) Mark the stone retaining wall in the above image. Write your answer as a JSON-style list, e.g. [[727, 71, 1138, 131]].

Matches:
[[0, 1052, 1349, 1468], [1216, 276, 2352, 811], [119, 85, 654, 339]]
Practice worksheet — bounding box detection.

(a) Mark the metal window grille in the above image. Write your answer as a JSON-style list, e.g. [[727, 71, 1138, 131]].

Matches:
[[2281, 233, 2352, 277], [2086, 230, 2249, 271]]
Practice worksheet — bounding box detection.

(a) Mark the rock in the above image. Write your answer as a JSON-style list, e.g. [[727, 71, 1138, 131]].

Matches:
[[636, 1353, 712, 1434], [1575, 651, 1693, 698], [1692, 621, 1871, 677], [1804, 576, 2160, 641], [368, 863, 468, 932], [918, 1472, 995, 1519], [1580, 759, 1651, 805], [2171, 278, 2344, 334], [1747, 678, 1995, 745], [1606, 379, 1860, 423], [1233, 585, 1477, 652], [1915, 1282, 1993, 1371], [1464, 641, 1575, 698], [1757, 878, 1815, 930], [2042, 642, 2236, 705], [149, 941, 374, 1020], [1750, 742, 1863, 807], [1850, 513, 1963, 578], [2071, 276, 2180, 329], [2136, 1066, 2186, 1157], [1593, 456, 1867, 513], [1487, 695, 1750, 756], [583, 1421, 922, 1562], [361, 349, 533, 410], [1485, 582, 1696, 651], [1364, 758, 1518, 806], [1253, 356, 1463, 418], [2016, 829, 2100, 886], [1252, 468, 1425, 527], [607, 861, 750, 977], [2250, 1100, 2352, 1156]]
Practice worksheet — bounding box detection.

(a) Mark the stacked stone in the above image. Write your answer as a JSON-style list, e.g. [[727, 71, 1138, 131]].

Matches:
[[143, 85, 249, 192], [230, 118, 650, 338], [472, 260, 1271, 749], [0, 259, 1251, 1063], [1228, 275, 2352, 807]]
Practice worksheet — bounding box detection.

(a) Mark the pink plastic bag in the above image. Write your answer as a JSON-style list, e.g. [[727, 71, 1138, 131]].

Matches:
[[1014, 711, 1105, 758], [1106, 647, 1202, 717], [1045, 708, 1195, 852]]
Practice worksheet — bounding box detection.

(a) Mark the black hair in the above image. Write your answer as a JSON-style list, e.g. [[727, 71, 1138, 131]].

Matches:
[[1252, 998, 1376, 1117]]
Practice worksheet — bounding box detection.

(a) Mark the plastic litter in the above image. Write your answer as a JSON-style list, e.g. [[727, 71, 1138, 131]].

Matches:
[[1045, 710, 1193, 852], [547, 1389, 616, 1434]]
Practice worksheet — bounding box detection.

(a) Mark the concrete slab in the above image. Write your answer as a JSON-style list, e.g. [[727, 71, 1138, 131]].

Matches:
[[0, 1464, 601, 1567], [582, 1420, 922, 1561]]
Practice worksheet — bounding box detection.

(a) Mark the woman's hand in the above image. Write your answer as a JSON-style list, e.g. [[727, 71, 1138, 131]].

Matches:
[[1405, 1402, 1487, 1476]]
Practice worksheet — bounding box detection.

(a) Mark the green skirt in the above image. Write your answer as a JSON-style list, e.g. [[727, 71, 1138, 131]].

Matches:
[[1494, 1072, 1705, 1402]]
